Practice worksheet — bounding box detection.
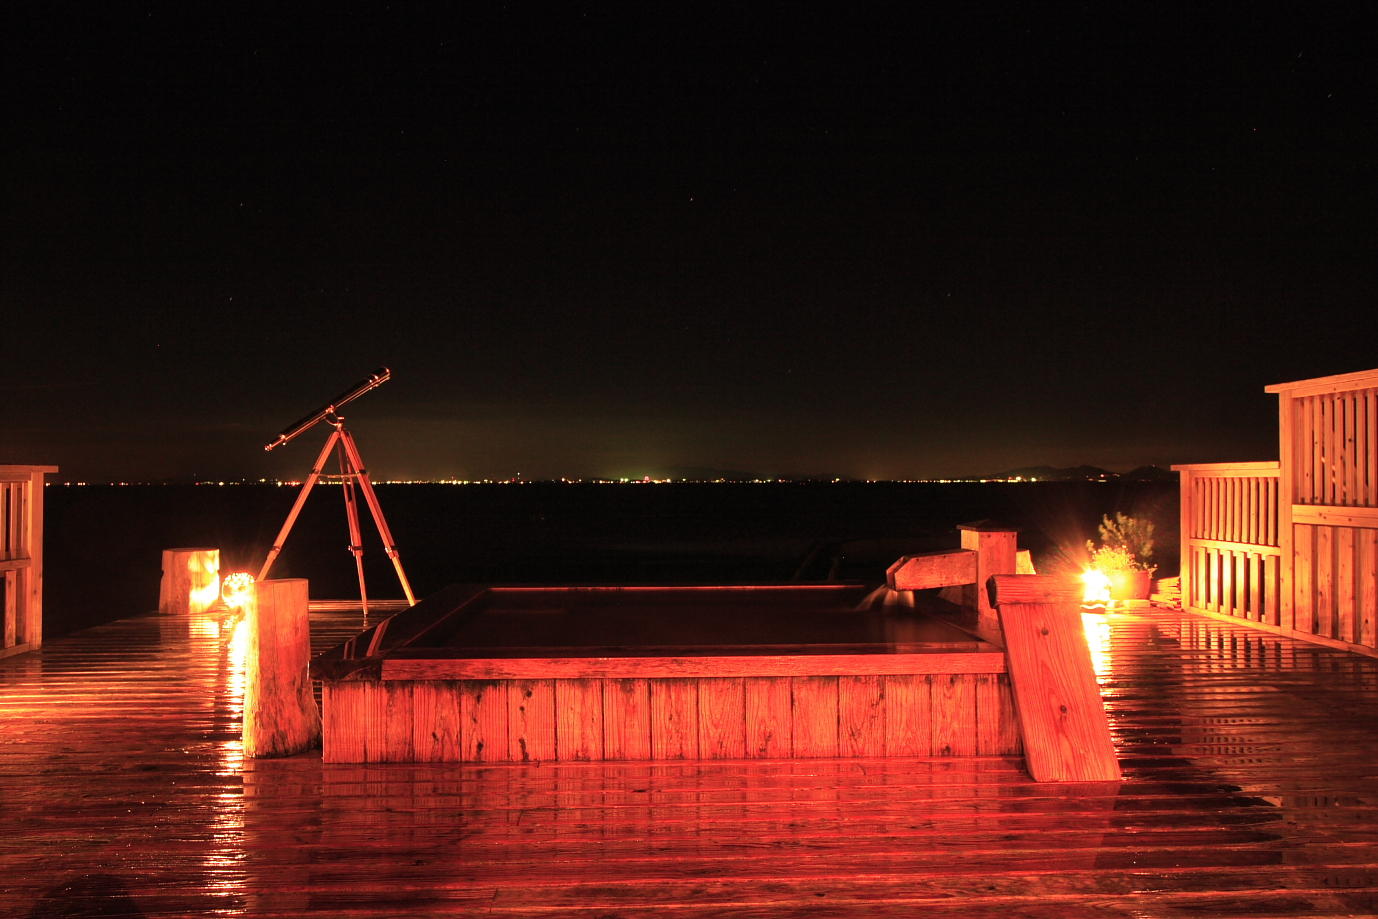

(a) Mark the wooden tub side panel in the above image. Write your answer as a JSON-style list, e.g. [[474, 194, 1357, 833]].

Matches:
[[322, 669, 1016, 763], [744, 676, 791, 758]]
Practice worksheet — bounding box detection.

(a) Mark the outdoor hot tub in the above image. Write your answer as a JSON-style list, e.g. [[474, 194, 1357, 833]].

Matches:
[[312, 583, 1020, 764]]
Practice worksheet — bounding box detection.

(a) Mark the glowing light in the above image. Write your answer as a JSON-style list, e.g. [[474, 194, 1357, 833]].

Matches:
[[221, 572, 256, 610], [187, 553, 222, 614], [1081, 567, 1112, 610]]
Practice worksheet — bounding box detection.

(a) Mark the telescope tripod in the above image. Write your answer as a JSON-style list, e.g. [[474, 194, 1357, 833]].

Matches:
[[257, 414, 416, 617]]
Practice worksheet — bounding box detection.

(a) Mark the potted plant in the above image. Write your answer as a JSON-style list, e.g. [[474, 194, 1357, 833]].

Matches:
[[1086, 513, 1156, 602]]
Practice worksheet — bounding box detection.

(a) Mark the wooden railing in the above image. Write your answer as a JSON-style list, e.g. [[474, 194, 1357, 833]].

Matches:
[[1174, 462, 1282, 626], [0, 465, 58, 659], [1270, 369, 1378, 651], [1176, 369, 1378, 657], [1286, 383, 1377, 508]]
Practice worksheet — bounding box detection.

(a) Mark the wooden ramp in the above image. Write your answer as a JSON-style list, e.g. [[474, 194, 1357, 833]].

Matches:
[[4, 604, 1378, 917]]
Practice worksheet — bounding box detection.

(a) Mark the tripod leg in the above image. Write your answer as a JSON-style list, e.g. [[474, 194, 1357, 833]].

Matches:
[[337, 440, 371, 619], [337, 430, 417, 606], [258, 430, 339, 582]]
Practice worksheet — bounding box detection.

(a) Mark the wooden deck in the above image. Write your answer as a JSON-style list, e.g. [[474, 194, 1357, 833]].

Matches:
[[4, 603, 1378, 917]]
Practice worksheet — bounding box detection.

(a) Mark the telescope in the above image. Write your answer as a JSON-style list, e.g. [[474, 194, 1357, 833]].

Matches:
[[264, 366, 391, 452], [256, 366, 415, 611]]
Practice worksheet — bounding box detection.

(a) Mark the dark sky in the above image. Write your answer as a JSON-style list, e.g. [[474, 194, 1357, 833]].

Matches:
[[5, 5, 1376, 481]]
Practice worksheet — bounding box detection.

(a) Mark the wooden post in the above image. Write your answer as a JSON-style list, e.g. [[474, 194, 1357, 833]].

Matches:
[[244, 578, 320, 757], [158, 547, 221, 615], [959, 523, 1019, 637], [989, 574, 1121, 783], [1, 465, 57, 659]]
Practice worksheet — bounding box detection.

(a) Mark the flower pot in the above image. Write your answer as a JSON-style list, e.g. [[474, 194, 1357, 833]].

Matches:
[[1108, 569, 1153, 602]]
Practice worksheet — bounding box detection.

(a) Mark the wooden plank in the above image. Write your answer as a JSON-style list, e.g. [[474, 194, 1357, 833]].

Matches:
[[1207, 547, 1221, 611], [555, 678, 603, 761], [1177, 469, 1193, 610], [1315, 525, 1334, 639], [381, 681, 415, 763], [1265, 365, 1378, 395], [696, 677, 746, 759], [1345, 391, 1358, 504], [989, 576, 1120, 782], [381, 651, 1007, 681], [838, 674, 885, 757], [883, 674, 931, 756], [24, 470, 47, 650], [322, 682, 367, 763], [1179, 536, 1279, 555], [1293, 524, 1314, 635], [1278, 395, 1297, 629], [1359, 387, 1372, 505], [1323, 394, 1335, 505], [886, 550, 977, 591], [1310, 394, 1322, 505], [743, 677, 791, 758], [931, 673, 976, 756], [459, 680, 508, 762], [790, 676, 838, 757], [1337, 527, 1356, 644], [1263, 554, 1279, 627], [1220, 546, 1234, 616], [1361, 529, 1378, 650], [1266, 475, 1278, 546], [411, 680, 462, 762], [1291, 504, 1378, 527], [1247, 552, 1262, 622], [509, 678, 556, 763], [2, 569, 15, 649], [1368, 387, 1378, 506], [649, 679, 697, 760], [1234, 479, 1245, 542], [602, 678, 651, 761], [361, 679, 389, 762], [997, 674, 1022, 755]]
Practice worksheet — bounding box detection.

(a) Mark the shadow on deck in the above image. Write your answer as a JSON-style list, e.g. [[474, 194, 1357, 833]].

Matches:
[[3, 603, 1378, 917]]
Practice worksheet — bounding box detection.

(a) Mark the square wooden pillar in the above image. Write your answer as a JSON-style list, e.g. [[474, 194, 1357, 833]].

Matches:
[[959, 522, 1019, 639]]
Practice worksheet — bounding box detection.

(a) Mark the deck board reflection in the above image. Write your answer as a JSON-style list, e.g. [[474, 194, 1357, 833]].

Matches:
[[3, 604, 1378, 916]]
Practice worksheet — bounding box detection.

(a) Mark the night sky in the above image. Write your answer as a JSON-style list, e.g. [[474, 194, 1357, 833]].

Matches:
[[5, 5, 1376, 482]]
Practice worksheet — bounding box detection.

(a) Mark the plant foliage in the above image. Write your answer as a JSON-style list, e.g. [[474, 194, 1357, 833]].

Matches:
[[1087, 512, 1156, 572]]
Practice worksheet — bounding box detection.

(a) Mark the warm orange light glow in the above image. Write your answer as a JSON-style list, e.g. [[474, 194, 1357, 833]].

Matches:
[[221, 572, 256, 610], [1081, 611, 1111, 679], [188, 553, 222, 614], [1081, 567, 1112, 609]]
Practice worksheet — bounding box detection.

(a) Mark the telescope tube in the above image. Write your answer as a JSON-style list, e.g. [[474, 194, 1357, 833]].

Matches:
[[264, 367, 392, 451]]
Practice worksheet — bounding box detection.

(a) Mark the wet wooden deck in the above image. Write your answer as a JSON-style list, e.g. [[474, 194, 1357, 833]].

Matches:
[[4, 603, 1378, 917]]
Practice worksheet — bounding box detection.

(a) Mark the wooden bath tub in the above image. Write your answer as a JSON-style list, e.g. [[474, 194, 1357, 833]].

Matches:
[[312, 584, 1020, 764]]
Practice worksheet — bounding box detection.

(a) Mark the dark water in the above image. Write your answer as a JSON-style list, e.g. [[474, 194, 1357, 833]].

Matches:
[[42, 481, 1178, 637]]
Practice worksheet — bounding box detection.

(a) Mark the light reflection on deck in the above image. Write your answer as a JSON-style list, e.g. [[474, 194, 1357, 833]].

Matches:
[[3, 603, 1378, 916]]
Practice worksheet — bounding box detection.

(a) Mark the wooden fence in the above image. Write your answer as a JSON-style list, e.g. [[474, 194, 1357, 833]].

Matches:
[[1176, 462, 1282, 626], [0, 466, 58, 659], [1175, 367, 1378, 656]]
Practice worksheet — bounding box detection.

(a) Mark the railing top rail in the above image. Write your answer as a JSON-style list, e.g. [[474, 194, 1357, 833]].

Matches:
[[0, 465, 59, 478], [1171, 461, 1280, 474], [1264, 366, 1378, 396]]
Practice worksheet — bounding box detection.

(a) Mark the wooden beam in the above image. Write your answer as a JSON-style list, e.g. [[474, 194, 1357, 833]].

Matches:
[[989, 574, 1120, 783], [886, 550, 977, 591], [381, 650, 1007, 681], [1290, 505, 1378, 528], [1264, 366, 1378, 397]]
